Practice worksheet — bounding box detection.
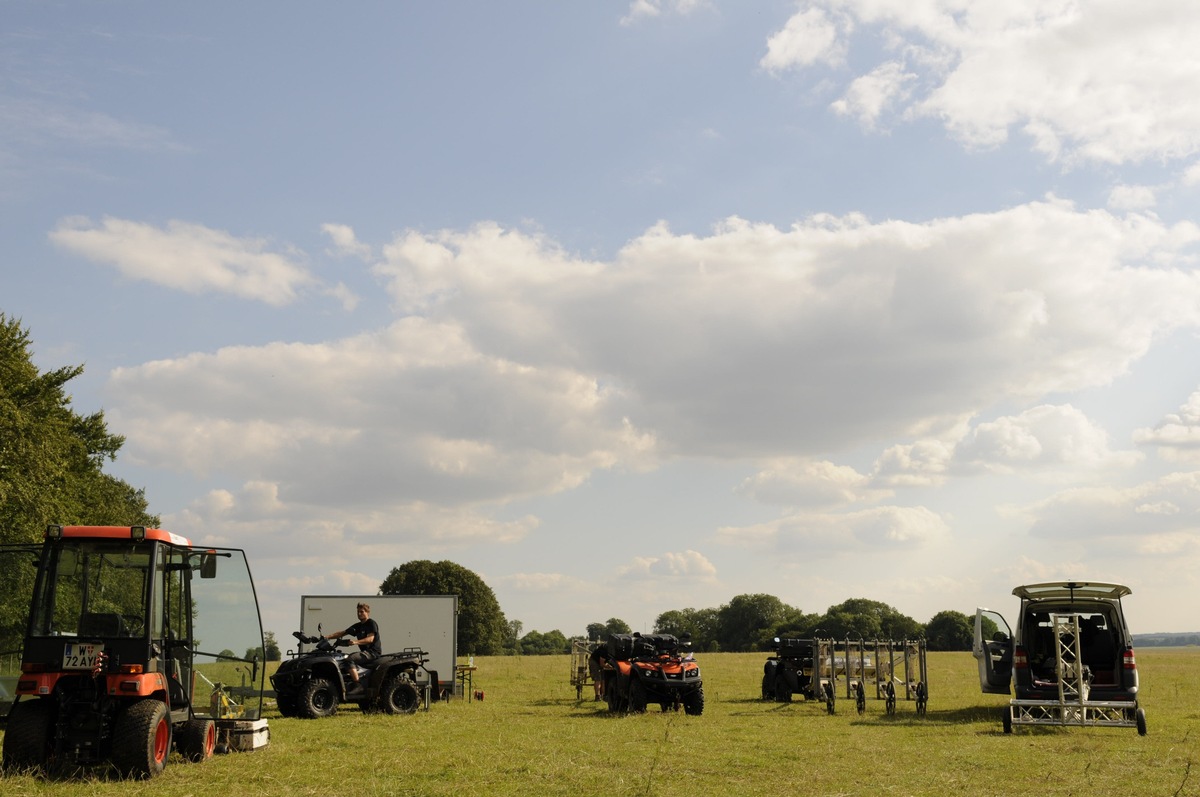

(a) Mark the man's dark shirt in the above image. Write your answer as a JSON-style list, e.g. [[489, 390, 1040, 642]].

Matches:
[[345, 618, 382, 656]]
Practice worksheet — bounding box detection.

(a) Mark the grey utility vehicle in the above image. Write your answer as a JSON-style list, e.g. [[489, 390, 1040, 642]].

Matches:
[[973, 581, 1145, 735]]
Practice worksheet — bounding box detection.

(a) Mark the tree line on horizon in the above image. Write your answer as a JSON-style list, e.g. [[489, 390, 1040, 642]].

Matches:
[[503, 595, 974, 656]]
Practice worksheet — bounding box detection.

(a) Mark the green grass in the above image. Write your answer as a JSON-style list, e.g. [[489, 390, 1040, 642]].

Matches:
[[2, 649, 1197, 796]]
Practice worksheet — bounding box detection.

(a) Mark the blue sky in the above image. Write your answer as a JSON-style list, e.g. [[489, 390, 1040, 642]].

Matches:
[[5, 1, 1200, 640]]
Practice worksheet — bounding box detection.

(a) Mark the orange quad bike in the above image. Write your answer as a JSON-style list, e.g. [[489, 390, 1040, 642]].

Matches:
[[593, 633, 703, 715]]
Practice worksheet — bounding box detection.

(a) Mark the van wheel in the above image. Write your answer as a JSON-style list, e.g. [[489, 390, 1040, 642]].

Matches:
[[1002, 708, 1013, 734], [1136, 707, 1147, 736]]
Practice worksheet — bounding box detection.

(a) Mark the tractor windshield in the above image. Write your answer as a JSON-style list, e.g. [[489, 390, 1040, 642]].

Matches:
[[31, 540, 152, 639], [188, 547, 268, 721]]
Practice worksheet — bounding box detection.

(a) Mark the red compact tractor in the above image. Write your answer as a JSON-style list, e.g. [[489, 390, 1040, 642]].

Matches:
[[0, 525, 269, 778]]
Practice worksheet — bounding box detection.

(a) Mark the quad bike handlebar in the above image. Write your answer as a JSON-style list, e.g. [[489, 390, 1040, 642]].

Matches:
[[290, 630, 354, 649]]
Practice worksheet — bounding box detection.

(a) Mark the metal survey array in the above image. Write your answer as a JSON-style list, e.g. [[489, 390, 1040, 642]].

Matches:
[[809, 637, 929, 716]]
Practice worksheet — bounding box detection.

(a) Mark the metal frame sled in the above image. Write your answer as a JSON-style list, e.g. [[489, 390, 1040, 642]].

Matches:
[[1002, 613, 1145, 735]]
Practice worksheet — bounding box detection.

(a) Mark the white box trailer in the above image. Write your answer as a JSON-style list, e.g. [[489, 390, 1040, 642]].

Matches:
[[299, 595, 458, 697]]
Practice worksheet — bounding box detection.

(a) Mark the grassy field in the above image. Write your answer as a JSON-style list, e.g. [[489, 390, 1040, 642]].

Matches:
[[1, 648, 1196, 796]]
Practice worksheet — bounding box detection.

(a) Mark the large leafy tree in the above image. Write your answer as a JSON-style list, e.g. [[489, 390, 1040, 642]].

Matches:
[[717, 594, 790, 652], [0, 313, 158, 543], [653, 607, 721, 650], [379, 560, 507, 655], [0, 313, 158, 652], [925, 610, 973, 651], [585, 618, 631, 641], [518, 629, 569, 655], [816, 598, 924, 640]]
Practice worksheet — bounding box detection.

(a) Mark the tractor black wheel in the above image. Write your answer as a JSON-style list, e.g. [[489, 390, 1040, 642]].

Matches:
[[297, 677, 339, 719], [683, 688, 704, 716], [380, 674, 420, 715], [176, 718, 215, 763], [2, 699, 55, 773], [774, 674, 793, 703], [628, 679, 648, 713], [112, 699, 171, 779]]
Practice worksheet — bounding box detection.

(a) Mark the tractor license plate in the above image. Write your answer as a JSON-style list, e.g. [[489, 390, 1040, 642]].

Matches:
[[62, 642, 104, 670]]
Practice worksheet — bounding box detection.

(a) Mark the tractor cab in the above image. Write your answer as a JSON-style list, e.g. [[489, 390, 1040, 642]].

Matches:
[[1, 525, 269, 777]]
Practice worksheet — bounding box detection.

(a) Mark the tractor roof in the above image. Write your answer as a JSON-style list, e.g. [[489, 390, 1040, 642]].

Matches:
[[49, 525, 194, 547]]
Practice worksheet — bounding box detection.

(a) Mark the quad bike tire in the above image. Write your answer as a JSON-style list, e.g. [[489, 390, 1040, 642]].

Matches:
[[380, 673, 421, 715], [604, 673, 626, 713], [276, 693, 299, 718], [628, 679, 648, 713], [2, 698, 55, 773], [762, 660, 778, 700], [682, 688, 704, 716], [176, 718, 216, 763], [297, 677, 339, 719], [112, 699, 171, 779]]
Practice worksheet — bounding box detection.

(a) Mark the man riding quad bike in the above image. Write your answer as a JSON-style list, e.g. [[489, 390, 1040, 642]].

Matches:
[[270, 627, 432, 718]]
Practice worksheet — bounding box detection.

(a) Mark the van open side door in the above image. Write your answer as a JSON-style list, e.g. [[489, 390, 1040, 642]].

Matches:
[[972, 609, 1013, 695]]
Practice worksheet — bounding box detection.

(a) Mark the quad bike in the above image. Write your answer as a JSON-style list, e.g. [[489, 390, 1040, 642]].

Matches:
[[270, 628, 433, 719], [592, 633, 704, 716]]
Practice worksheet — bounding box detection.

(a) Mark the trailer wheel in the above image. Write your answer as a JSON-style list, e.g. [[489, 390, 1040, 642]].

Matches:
[[683, 687, 704, 716], [1136, 707, 1147, 736], [2, 699, 55, 773], [885, 682, 896, 716], [297, 677, 339, 719], [176, 718, 215, 762], [112, 699, 171, 778], [1002, 707, 1013, 734], [915, 682, 927, 716], [380, 674, 420, 715], [823, 682, 836, 715], [855, 681, 866, 715]]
